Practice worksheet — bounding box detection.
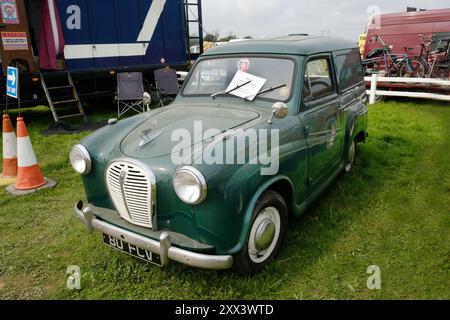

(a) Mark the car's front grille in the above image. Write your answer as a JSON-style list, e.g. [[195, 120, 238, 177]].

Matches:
[[105, 160, 156, 228]]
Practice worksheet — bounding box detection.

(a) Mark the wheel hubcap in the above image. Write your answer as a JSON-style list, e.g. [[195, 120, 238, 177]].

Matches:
[[254, 218, 276, 251], [248, 207, 281, 263]]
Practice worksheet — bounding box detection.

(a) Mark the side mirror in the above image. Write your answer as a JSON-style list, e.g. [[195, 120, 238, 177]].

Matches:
[[143, 92, 151, 111], [268, 102, 288, 124]]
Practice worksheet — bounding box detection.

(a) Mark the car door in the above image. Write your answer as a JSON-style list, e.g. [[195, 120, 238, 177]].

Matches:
[[299, 54, 344, 186]]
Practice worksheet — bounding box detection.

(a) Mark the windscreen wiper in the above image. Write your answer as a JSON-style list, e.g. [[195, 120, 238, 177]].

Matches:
[[245, 84, 287, 100], [211, 80, 252, 99]]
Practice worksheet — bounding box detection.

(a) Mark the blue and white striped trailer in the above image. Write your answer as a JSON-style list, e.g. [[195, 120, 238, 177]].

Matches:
[[0, 0, 203, 119]]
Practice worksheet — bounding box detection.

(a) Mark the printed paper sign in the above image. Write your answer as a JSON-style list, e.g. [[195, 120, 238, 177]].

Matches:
[[226, 71, 267, 101], [1, 32, 28, 50], [0, 0, 19, 24]]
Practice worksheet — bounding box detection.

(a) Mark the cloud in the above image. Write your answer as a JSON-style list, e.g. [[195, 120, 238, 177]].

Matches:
[[201, 0, 448, 41]]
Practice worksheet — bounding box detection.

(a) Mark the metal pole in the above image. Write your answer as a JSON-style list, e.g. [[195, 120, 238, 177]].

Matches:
[[197, 0, 203, 55], [17, 72, 20, 116], [5, 82, 8, 112]]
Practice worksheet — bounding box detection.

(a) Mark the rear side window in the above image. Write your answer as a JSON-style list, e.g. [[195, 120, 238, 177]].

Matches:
[[334, 49, 364, 91], [303, 57, 334, 102]]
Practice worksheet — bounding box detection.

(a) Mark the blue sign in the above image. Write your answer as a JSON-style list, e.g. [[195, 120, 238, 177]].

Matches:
[[6, 66, 18, 99]]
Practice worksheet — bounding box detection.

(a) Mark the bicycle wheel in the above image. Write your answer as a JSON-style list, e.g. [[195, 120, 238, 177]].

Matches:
[[399, 59, 426, 78]]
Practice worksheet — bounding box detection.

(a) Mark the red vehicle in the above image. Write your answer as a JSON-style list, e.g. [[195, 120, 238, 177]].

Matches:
[[363, 8, 450, 92], [363, 8, 450, 59]]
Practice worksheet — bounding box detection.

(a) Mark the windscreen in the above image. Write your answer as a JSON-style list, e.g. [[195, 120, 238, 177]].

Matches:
[[183, 57, 295, 102]]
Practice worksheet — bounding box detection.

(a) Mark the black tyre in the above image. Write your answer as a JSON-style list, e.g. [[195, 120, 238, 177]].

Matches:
[[373, 94, 385, 103], [233, 190, 288, 275]]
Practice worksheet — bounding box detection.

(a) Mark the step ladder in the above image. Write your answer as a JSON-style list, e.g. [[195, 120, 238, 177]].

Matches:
[[184, 0, 204, 61], [40, 71, 87, 123]]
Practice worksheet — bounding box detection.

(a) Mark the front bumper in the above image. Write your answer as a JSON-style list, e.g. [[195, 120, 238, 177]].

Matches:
[[74, 201, 233, 270]]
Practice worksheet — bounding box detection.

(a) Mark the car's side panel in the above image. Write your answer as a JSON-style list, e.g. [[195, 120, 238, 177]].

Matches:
[[349, 101, 369, 143], [190, 115, 308, 255], [332, 48, 368, 152], [300, 54, 345, 188], [301, 95, 344, 186]]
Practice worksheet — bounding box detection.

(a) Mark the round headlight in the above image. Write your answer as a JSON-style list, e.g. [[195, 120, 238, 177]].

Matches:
[[173, 166, 207, 205], [69, 144, 92, 175]]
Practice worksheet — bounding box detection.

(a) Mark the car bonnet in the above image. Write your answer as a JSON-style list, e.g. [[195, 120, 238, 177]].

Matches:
[[120, 105, 260, 159]]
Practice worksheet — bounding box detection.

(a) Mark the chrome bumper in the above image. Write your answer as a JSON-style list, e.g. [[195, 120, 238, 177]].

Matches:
[[74, 201, 233, 270]]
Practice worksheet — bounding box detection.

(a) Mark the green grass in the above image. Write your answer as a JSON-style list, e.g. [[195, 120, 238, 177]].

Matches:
[[0, 100, 449, 299]]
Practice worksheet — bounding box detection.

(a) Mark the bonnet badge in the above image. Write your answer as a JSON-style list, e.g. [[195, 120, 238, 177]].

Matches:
[[119, 170, 127, 185]]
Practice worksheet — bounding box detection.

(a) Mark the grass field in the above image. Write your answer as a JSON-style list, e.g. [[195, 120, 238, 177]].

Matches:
[[0, 100, 449, 300]]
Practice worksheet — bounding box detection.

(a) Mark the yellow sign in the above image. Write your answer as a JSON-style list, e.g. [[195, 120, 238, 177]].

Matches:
[[358, 33, 367, 55]]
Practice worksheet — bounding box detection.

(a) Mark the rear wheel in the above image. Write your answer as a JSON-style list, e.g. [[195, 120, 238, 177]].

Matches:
[[233, 190, 287, 275], [345, 139, 356, 173]]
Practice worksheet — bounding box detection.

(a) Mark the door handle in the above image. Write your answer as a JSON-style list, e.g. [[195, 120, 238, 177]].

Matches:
[[303, 126, 310, 137]]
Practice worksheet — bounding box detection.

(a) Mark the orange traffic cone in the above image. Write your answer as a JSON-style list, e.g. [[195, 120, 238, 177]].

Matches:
[[1, 114, 17, 178], [15, 117, 47, 190]]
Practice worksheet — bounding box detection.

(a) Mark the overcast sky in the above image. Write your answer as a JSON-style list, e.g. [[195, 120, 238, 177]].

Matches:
[[200, 0, 450, 42]]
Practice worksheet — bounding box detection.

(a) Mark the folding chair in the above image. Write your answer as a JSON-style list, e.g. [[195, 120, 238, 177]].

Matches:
[[154, 68, 179, 107], [116, 72, 145, 118]]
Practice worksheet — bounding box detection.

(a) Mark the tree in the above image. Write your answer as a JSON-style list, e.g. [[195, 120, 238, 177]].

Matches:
[[244, 35, 253, 39], [219, 33, 237, 42], [204, 32, 219, 43]]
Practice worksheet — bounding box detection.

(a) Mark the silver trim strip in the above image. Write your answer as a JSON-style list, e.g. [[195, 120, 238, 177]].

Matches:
[[74, 201, 233, 270]]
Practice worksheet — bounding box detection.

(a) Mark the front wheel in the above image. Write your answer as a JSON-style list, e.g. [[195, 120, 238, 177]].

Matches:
[[233, 190, 288, 274], [399, 59, 427, 78]]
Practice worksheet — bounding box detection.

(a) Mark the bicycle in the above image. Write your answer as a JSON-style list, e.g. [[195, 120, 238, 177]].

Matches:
[[363, 35, 426, 78], [415, 35, 450, 79]]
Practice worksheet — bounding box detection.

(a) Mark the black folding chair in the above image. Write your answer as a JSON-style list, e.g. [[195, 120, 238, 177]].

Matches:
[[116, 72, 146, 118], [154, 68, 179, 107]]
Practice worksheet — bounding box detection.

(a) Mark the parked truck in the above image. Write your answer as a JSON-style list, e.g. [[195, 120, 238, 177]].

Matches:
[[0, 0, 203, 122]]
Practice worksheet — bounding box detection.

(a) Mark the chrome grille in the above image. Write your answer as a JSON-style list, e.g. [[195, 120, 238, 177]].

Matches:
[[105, 160, 156, 228]]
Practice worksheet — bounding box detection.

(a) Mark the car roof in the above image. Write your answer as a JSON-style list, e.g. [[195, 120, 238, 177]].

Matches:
[[202, 36, 358, 56]]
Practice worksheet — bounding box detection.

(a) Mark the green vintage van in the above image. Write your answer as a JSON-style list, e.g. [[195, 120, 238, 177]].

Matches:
[[70, 36, 368, 274]]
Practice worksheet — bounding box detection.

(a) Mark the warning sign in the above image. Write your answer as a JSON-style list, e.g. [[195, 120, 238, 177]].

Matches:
[[1, 32, 28, 50], [0, 0, 19, 24]]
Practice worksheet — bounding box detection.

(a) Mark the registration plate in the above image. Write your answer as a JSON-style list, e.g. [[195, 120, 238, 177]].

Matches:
[[102, 234, 162, 266]]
